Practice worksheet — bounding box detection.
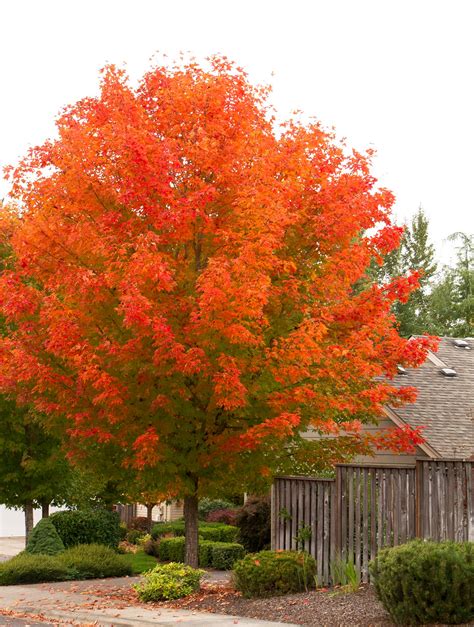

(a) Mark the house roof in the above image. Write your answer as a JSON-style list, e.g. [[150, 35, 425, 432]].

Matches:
[[388, 337, 474, 459]]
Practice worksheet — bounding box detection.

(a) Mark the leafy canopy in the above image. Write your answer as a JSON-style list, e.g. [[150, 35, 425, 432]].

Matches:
[[0, 57, 435, 499]]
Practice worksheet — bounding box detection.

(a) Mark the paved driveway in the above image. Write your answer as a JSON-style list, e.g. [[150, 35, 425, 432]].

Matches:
[[0, 538, 24, 561]]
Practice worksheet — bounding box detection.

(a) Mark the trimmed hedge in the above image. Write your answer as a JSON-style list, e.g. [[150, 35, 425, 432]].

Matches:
[[369, 540, 474, 625], [0, 553, 74, 585], [233, 550, 316, 598], [50, 510, 121, 548], [210, 542, 246, 570], [26, 518, 65, 556], [59, 544, 132, 579], [134, 562, 204, 601], [151, 521, 238, 543], [158, 537, 245, 569], [158, 537, 185, 563]]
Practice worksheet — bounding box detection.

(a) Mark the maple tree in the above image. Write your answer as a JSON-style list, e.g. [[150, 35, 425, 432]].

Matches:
[[0, 58, 436, 565]]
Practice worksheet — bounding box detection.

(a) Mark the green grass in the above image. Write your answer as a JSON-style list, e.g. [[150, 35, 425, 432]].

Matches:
[[123, 551, 158, 574]]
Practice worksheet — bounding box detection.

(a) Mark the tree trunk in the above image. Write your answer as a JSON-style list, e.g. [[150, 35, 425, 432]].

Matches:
[[24, 501, 34, 544], [146, 503, 154, 532], [41, 501, 50, 518], [184, 494, 199, 568]]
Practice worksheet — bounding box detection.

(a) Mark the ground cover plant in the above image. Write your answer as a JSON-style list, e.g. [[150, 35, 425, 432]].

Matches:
[[0, 544, 132, 585], [26, 518, 65, 556], [369, 539, 474, 625], [134, 562, 204, 602], [233, 550, 317, 598]]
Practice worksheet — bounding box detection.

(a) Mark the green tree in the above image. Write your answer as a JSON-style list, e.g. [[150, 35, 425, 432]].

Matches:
[[0, 207, 73, 541], [373, 207, 437, 336], [429, 232, 473, 336]]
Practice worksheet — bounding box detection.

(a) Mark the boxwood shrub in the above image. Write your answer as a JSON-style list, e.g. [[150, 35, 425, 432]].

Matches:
[[158, 536, 185, 563], [369, 539, 474, 625], [210, 542, 246, 570], [50, 509, 121, 548], [26, 518, 65, 556], [59, 544, 132, 579], [0, 553, 74, 585], [233, 550, 316, 598], [134, 562, 204, 601], [151, 521, 238, 543]]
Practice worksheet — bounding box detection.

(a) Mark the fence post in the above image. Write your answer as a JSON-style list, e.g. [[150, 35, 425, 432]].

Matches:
[[270, 482, 276, 550]]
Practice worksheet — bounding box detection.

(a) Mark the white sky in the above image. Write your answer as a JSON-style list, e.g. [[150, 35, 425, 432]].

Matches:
[[1, 0, 473, 265]]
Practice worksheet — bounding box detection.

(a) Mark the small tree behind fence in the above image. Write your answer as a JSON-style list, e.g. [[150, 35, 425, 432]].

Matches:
[[271, 459, 474, 585]]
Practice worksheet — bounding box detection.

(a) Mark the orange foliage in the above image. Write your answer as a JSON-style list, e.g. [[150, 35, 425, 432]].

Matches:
[[0, 57, 437, 496]]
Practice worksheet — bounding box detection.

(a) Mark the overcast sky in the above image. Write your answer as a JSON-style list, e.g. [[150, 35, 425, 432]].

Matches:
[[1, 0, 472, 265]]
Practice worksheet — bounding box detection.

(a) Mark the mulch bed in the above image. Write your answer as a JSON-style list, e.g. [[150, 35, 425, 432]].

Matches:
[[166, 583, 395, 626], [93, 578, 395, 626]]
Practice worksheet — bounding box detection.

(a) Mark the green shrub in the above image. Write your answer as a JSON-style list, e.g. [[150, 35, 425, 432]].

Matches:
[[119, 521, 128, 541], [233, 550, 316, 598], [143, 538, 160, 557], [126, 529, 144, 545], [50, 510, 121, 548], [158, 537, 185, 563], [199, 525, 239, 543], [0, 553, 74, 585], [198, 498, 236, 520], [151, 521, 185, 539], [134, 562, 204, 601], [198, 540, 214, 567], [369, 540, 474, 625], [151, 520, 238, 543], [236, 497, 270, 552], [58, 544, 132, 579], [210, 542, 245, 570], [26, 518, 65, 556]]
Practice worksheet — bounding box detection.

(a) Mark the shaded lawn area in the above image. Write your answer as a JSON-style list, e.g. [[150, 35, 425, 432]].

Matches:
[[122, 551, 158, 574]]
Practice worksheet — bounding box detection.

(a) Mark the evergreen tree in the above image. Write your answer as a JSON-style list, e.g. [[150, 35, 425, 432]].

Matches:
[[429, 232, 473, 337], [370, 207, 437, 336]]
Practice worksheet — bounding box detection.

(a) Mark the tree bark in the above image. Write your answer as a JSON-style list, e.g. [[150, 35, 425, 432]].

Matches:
[[184, 494, 199, 568], [41, 501, 50, 518], [146, 503, 154, 532], [24, 501, 34, 543]]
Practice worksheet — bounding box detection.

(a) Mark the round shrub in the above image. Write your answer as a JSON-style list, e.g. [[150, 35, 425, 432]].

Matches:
[[59, 544, 132, 579], [198, 498, 236, 521], [134, 562, 204, 602], [233, 550, 316, 598], [235, 497, 270, 552], [50, 509, 121, 548], [26, 518, 65, 556], [0, 553, 74, 585], [369, 540, 474, 625], [206, 508, 239, 525]]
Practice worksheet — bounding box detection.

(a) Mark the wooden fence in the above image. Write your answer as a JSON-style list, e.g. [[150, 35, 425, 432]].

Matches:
[[271, 459, 474, 585]]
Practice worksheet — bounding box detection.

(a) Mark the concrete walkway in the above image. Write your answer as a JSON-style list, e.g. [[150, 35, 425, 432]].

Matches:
[[0, 576, 295, 626]]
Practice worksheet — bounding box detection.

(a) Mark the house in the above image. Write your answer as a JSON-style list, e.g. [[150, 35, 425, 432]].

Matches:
[[304, 336, 474, 465]]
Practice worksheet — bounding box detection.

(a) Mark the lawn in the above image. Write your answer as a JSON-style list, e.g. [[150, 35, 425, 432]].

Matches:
[[122, 551, 158, 574]]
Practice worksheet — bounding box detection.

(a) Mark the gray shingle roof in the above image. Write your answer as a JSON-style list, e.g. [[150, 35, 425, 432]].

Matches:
[[388, 337, 474, 459]]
